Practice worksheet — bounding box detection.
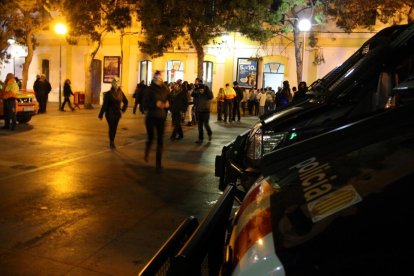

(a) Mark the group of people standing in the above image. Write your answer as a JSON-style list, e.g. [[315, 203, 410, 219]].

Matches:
[[99, 72, 214, 173], [216, 81, 244, 123], [33, 74, 52, 113], [242, 80, 308, 117]]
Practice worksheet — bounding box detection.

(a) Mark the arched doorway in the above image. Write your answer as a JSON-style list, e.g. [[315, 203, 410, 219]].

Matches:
[[263, 62, 285, 90]]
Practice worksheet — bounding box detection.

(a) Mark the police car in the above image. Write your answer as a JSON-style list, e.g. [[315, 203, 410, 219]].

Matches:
[[140, 74, 414, 275], [0, 90, 39, 123], [215, 23, 414, 193]]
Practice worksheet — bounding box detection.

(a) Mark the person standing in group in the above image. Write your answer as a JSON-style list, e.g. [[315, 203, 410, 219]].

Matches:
[[142, 70, 170, 172], [33, 75, 41, 103], [98, 77, 128, 149], [257, 88, 267, 116], [1, 73, 18, 130], [276, 80, 292, 107], [232, 81, 243, 122], [192, 78, 213, 143], [241, 88, 250, 116], [60, 79, 75, 111], [223, 83, 236, 123], [33, 74, 51, 113], [132, 80, 146, 114], [216, 87, 225, 121], [247, 88, 257, 115], [292, 81, 308, 102], [185, 82, 195, 126], [168, 82, 188, 141]]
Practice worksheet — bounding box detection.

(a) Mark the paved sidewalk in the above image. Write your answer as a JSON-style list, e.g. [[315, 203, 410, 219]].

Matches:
[[0, 103, 259, 275]]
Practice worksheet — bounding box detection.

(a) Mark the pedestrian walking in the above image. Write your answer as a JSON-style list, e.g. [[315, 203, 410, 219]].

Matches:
[[98, 77, 128, 149], [60, 79, 75, 111], [142, 70, 170, 172], [33, 74, 51, 113], [192, 78, 213, 143], [1, 73, 18, 130]]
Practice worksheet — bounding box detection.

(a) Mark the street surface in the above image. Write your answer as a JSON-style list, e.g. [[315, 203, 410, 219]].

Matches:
[[0, 103, 257, 275]]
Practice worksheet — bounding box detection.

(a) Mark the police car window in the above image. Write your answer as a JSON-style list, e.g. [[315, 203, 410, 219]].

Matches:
[[310, 33, 397, 99]]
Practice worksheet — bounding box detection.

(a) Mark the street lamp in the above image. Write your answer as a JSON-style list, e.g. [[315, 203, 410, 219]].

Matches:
[[54, 23, 67, 110], [298, 19, 311, 82]]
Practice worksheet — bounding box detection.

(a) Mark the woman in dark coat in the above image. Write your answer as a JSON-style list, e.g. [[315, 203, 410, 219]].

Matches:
[[98, 77, 128, 149]]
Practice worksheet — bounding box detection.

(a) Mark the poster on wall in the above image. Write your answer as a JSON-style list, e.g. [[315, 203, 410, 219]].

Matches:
[[103, 56, 120, 83], [236, 58, 258, 88]]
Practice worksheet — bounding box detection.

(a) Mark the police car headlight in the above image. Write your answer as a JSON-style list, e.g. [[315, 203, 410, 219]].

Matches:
[[246, 129, 287, 160]]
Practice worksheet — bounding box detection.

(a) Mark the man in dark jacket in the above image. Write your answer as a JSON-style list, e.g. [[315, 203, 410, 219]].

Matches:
[[133, 80, 147, 114], [232, 81, 243, 122], [191, 78, 213, 144], [33, 74, 52, 113], [168, 82, 188, 140], [142, 70, 170, 172]]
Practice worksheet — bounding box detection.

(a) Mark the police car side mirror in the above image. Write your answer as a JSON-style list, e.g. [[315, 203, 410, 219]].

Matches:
[[393, 77, 414, 103]]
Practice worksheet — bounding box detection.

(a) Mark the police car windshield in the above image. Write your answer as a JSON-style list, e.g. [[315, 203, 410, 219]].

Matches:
[[307, 25, 409, 100]]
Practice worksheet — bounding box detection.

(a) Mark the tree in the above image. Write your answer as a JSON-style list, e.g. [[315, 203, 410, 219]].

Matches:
[[268, 0, 414, 85], [0, 2, 15, 66], [137, 0, 231, 79], [63, 0, 132, 108], [1, 0, 56, 90], [137, 0, 328, 85], [327, 0, 414, 32], [262, 0, 327, 85]]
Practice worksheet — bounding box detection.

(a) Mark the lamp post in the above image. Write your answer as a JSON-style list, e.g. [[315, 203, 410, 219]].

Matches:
[[298, 19, 311, 82], [54, 23, 67, 110]]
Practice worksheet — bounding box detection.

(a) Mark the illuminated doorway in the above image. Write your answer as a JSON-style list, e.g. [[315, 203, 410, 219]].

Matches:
[[140, 60, 152, 85], [203, 61, 213, 89], [167, 60, 184, 83], [263, 62, 285, 90]]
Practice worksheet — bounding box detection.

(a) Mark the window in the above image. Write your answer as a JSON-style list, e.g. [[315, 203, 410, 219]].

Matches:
[[42, 59, 50, 81], [263, 62, 284, 90], [203, 61, 213, 90], [166, 60, 184, 83], [140, 60, 152, 85]]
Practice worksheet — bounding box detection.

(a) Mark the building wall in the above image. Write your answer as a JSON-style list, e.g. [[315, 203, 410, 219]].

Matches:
[[2, 29, 378, 103]]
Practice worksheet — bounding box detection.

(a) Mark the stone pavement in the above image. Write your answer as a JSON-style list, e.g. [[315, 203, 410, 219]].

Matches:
[[0, 103, 259, 275]]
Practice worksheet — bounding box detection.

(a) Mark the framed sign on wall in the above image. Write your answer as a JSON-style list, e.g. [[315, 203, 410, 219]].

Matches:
[[236, 58, 258, 88], [103, 56, 120, 83]]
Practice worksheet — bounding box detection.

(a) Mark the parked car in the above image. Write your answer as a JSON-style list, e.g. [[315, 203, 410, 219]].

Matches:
[[0, 90, 39, 124], [139, 74, 414, 275], [215, 23, 414, 193]]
